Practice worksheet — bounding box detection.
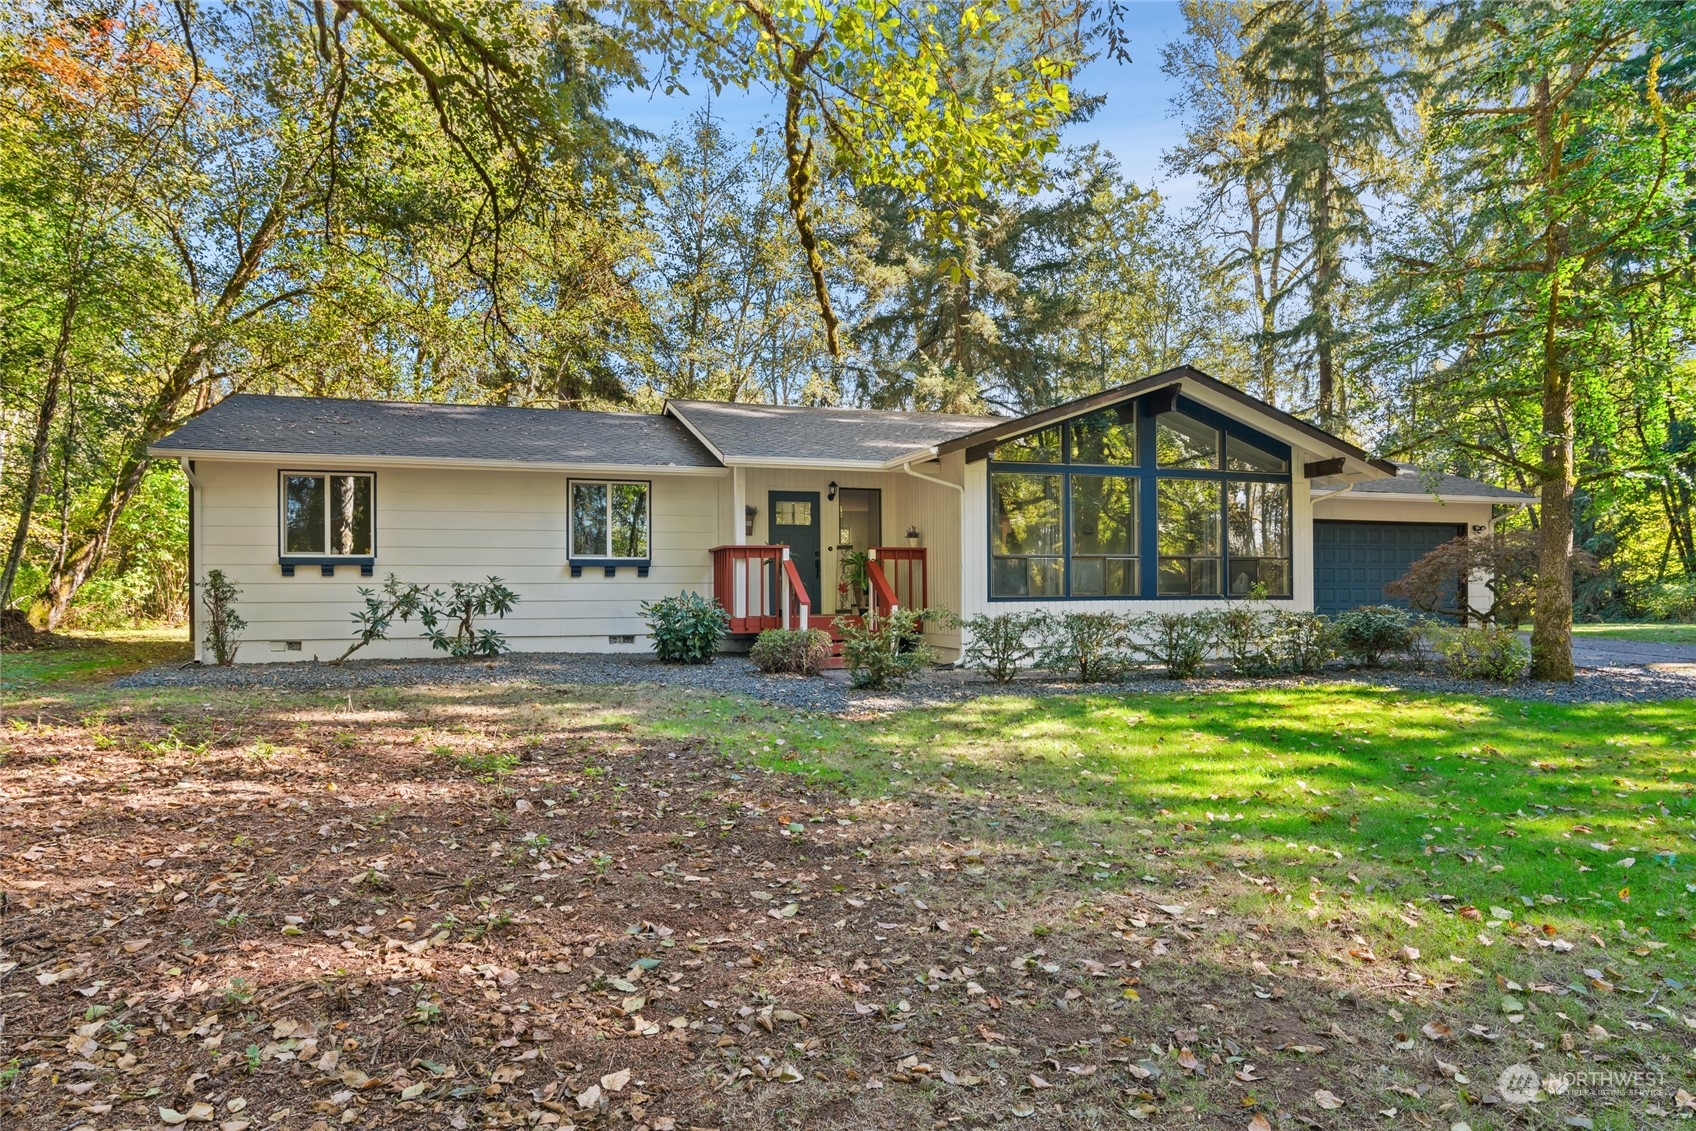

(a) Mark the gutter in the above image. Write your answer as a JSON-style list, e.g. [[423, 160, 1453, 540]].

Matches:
[[180, 459, 201, 664], [901, 453, 963, 495]]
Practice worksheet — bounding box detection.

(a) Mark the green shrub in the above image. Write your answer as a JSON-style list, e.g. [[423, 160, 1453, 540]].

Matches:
[[201, 569, 245, 666], [1272, 611, 1335, 674], [749, 627, 833, 675], [1129, 611, 1220, 679], [840, 607, 934, 689], [421, 577, 519, 657], [1037, 611, 1131, 682], [1431, 625, 1529, 681], [1406, 617, 1445, 671], [1215, 599, 1277, 676], [962, 611, 1046, 681], [1332, 605, 1415, 667], [1637, 578, 1696, 622], [335, 574, 433, 664], [641, 591, 729, 663]]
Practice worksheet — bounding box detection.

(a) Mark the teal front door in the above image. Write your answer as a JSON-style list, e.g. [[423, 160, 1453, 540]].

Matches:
[[769, 490, 822, 609]]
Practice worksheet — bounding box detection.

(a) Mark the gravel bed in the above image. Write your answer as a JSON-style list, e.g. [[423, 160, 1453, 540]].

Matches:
[[114, 650, 1696, 712]]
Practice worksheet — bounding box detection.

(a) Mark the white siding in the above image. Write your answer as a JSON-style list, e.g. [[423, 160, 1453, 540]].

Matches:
[[192, 460, 726, 662], [739, 461, 965, 659]]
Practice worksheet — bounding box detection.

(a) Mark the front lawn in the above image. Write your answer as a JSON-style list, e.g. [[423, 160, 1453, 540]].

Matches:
[[1574, 622, 1696, 646], [0, 625, 190, 689], [2, 672, 1692, 1129]]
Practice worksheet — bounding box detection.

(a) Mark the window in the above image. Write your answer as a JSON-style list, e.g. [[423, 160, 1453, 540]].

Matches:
[[994, 425, 1061, 463], [991, 472, 1063, 597], [1069, 475, 1137, 596], [773, 499, 812, 526], [281, 473, 372, 556], [1227, 481, 1291, 596], [1157, 479, 1222, 596], [1155, 412, 1220, 469], [1069, 406, 1136, 465], [570, 480, 650, 560], [1226, 433, 1290, 473]]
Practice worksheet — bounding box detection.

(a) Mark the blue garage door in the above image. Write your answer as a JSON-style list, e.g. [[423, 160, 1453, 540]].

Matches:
[[1313, 521, 1463, 616]]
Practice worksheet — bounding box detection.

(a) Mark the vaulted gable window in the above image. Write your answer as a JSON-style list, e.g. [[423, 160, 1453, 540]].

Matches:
[[986, 393, 1293, 600]]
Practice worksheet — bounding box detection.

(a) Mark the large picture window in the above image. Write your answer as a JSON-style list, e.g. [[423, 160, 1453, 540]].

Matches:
[[986, 391, 1295, 601], [282, 473, 373, 557], [570, 480, 650, 560], [991, 472, 1063, 597]]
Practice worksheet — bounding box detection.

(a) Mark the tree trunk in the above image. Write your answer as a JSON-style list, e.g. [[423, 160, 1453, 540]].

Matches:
[[781, 45, 839, 360], [0, 287, 78, 612]]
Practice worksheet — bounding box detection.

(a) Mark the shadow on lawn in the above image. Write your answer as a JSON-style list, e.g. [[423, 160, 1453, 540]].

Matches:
[[1, 682, 1689, 1129]]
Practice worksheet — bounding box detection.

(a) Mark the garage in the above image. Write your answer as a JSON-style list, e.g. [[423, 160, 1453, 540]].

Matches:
[[1312, 520, 1464, 616]]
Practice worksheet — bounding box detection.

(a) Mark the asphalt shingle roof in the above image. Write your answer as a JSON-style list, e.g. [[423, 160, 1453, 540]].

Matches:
[[1341, 462, 1536, 501], [667, 399, 1000, 465], [150, 394, 721, 469]]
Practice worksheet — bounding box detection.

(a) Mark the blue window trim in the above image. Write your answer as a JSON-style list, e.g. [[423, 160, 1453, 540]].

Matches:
[[278, 470, 378, 576], [986, 393, 1294, 602]]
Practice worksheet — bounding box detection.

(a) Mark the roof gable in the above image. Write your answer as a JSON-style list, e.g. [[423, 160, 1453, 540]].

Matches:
[[665, 399, 1000, 467]]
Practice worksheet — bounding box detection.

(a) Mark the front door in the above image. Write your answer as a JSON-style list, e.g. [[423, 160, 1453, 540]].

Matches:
[[769, 490, 822, 609]]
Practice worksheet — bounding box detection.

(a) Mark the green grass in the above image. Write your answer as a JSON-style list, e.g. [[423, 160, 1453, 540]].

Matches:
[[1573, 621, 1696, 646], [0, 626, 190, 691], [646, 685, 1696, 980]]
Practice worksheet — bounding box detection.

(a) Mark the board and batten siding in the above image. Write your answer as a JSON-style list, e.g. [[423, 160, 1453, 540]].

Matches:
[[190, 459, 725, 662]]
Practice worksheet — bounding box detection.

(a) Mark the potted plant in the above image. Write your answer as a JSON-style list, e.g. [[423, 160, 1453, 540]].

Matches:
[[905, 525, 921, 547]]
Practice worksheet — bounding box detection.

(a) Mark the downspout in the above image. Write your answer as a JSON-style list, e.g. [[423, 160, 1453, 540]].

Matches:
[[179, 458, 201, 663], [901, 452, 963, 495], [1310, 481, 1354, 503]]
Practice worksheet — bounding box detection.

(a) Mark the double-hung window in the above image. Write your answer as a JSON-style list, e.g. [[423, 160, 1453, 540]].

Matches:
[[569, 480, 651, 562], [281, 473, 374, 557], [986, 396, 1293, 600]]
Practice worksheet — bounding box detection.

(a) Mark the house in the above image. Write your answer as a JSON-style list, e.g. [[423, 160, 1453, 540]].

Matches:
[[150, 366, 1535, 663]]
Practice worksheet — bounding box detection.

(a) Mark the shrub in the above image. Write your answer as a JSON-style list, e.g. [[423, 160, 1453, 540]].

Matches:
[[962, 611, 1045, 682], [641, 591, 729, 663], [1129, 611, 1220, 679], [201, 569, 246, 666], [1332, 605, 1415, 668], [1215, 591, 1277, 676], [1637, 578, 1696, 623], [335, 574, 433, 664], [1272, 611, 1335, 674], [840, 606, 935, 689], [421, 577, 519, 657], [1431, 625, 1529, 681], [1037, 611, 1131, 682], [1385, 530, 1598, 628], [749, 628, 833, 675], [1406, 617, 1446, 671]]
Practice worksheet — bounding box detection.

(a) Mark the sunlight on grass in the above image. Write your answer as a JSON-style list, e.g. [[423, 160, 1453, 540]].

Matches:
[[1573, 622, 1696, 646]]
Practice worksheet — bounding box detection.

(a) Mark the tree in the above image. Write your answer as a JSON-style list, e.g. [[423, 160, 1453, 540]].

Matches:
[[1383, 0, 1696, 679], [1237, 0, 1408, 431]]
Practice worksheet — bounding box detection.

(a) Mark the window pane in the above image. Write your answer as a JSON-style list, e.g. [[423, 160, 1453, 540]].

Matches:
[[1157, 478, 1222, 595], [1070, 475, 1135, 555], [329, 475, 372, 555], [1227, 481, 1290, 558], [1070, 556, 1138, 596], [992, 472, 1062, 598], [1069, 407, 1136, 465], [610, 483, 649, 558], [571, 482, 608, 557], [1155, 412, 1220, 469], [1225, 433, 1289, 473], [1229, 558, 1291, 597], [994, 426, 1061, 463], [284, 475, 325, 554], [774, 500, 811, 526]]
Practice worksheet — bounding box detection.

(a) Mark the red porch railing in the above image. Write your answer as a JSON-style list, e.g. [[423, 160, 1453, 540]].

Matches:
[[868, 546, 927, 615], [710, 545, 811, 634]]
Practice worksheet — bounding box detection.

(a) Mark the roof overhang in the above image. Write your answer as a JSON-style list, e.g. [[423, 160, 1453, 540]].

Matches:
[[934, 365, 1399, 479], [147, 446, 728, 477], [1313, 488, 1535, 507]]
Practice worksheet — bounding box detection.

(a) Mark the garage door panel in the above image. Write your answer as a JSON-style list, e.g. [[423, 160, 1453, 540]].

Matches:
[[1313, 521, 1462, 616]]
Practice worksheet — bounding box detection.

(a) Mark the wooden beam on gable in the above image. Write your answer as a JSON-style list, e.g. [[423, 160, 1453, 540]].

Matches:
[[964, 440, 998, 463], [1304, 457, 1347, 478], [1142, 384, 1181, 416]]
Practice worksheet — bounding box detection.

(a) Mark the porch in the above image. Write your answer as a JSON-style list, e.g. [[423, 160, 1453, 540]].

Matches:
[[708, 544, 928, 635]]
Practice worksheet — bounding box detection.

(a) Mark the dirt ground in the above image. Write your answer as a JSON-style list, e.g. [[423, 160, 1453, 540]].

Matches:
[[0, 684, 1686, 1130]]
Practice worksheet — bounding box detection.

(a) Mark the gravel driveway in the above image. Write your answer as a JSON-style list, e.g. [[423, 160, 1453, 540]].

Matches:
[[114, 647, 1696, 712], [1566, 634, 1696, 667]]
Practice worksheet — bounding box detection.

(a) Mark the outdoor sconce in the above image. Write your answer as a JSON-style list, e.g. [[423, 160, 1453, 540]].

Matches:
[[745, 505, 757, 536], [827, 481, 838, 501], [1471, 524, 1487, 534]]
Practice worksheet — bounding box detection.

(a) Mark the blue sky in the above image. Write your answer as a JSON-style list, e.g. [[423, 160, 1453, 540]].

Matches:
[[604, 2, 1201, 207]]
